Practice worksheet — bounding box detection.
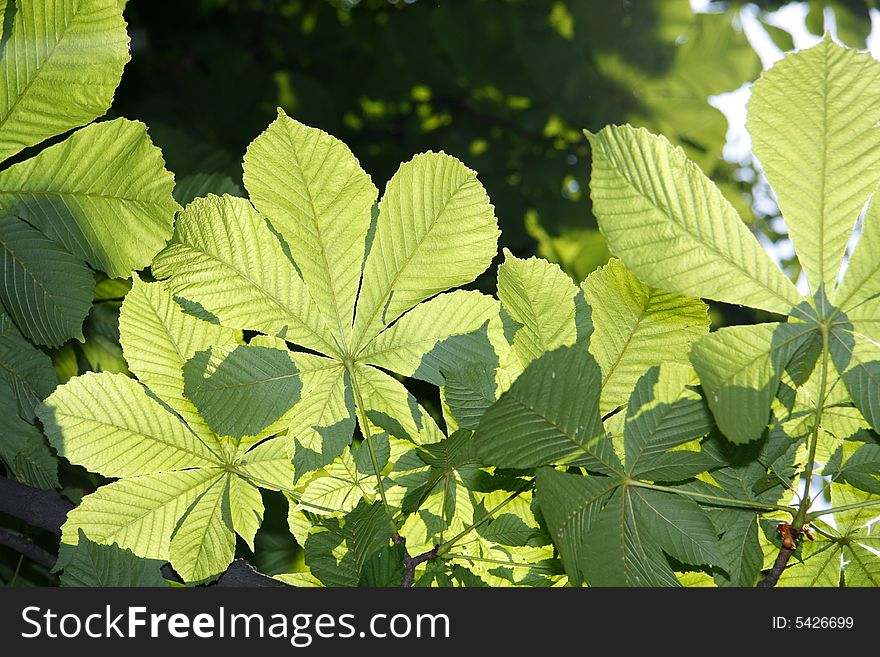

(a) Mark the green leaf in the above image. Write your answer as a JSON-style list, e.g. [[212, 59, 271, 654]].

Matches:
[[60, 468, 223, 561], [748, 38, 880, 294], [0, 0, 129, 162], [475, 346, 619, 472], [359, 543, 406, 587], [235, 435, 295, 491], [623, 363, 713, 477], [579, 488, 680, 587], [152, 194, 338, 356], [298, 448, 371, 515], [442, 364, 496, 431], [38, 371, 222, 477], [777, 538, 841, 587], [834, 193, 880, 313], [58, 531, 169, 588], [358, 290, 502, 386], [477, 513, 543, 547], [778, 484, 880, 587], [630, 452, 718, 482], [714, 512, 762, 587], [118, 275, 239, 444], [244, 110, 378, 351], [588, 124, 802, 314], [0, 407, 58, 489], [228, 475, 264, 552], [538, 464, 724, 587], [689, 322, 815, 443], [304, 500, 394, 587], [285, 360, 354, 478], [0, 321, 58, 488], [0, 214, 93, 346], [0, 118, 179, 277], [351, 152, 499, 349], [79, 301, 128, 374], [582, 259, 708, 414], [843, 543, 880, 587], [629, 487, 724, 569], [829, 326, 880, 431], [169, 473, 236, 583], [183, 344, 303, 439], [837, 443, 880, 495], [0, 323, 55, 415], [833, 482, 880, 535], [496, 249, 578, 368], [353, 362, 444, 445]]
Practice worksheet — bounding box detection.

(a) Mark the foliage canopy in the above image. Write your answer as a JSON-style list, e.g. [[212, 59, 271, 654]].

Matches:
[[3, 1, 880, 589]]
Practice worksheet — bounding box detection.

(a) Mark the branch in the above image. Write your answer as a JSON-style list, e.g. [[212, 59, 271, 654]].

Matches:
[[757, 546, 794, 588], [0, 476, 73, 536], [0, 529, 56, 569], [392, 533, 438, 588], [214, 559, 288, 587], [0, 474, 285, 587]]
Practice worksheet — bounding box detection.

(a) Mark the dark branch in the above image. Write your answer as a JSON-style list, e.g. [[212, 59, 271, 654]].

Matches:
[[215, 559, 288, 587], [0, 474, 285, 587], [0, 529, 56, 569], [0, 476, 73, 536], [393, 533, 438, 587], [757, 547, 794, 588]]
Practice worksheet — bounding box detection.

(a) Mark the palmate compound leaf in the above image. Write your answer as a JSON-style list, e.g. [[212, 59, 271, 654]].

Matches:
[[748, 39, 880, 442], [588, 121, 812, 442], [590, 40, 880, 446], [536, 469, 723, 587], [488, 360, 722, 586], [39, 280, 296, 583], [154, 114, 500, 477]]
